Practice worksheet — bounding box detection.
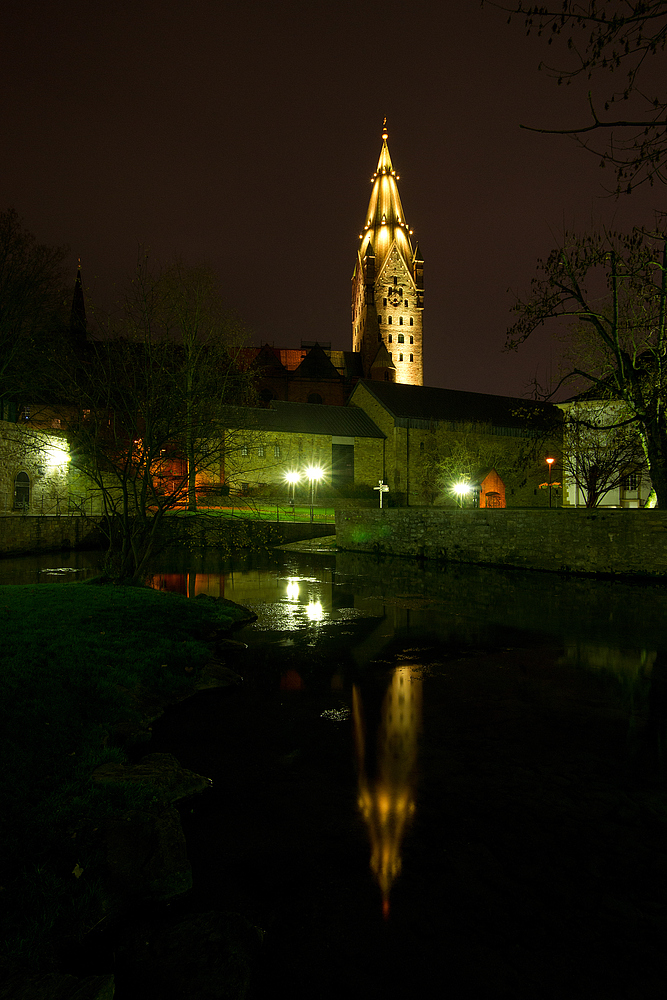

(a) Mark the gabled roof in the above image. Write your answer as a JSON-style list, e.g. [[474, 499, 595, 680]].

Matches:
[[370, 342, 395, 372], [352, 380, 558, 427], [249, 344, 289, 376], [221, 400, 385, 438], [292, 343, 343, 381]]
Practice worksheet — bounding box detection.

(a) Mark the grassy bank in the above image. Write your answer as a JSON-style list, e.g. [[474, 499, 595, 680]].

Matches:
[[0, 582, 250, 968]]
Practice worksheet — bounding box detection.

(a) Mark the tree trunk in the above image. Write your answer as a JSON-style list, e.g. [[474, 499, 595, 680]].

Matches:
[[640, 419, 667, 508]]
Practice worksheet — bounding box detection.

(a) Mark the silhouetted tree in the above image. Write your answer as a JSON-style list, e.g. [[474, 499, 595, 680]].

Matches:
[[561, 399, 647, 505], [508, 226, 667, 505], [490, 1, 667, 190], [0, 208, 68, 407], [56, 254, 254, 582]]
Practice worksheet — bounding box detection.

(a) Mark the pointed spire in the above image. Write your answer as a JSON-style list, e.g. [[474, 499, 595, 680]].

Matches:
[[359, 126, 414, 274], [70, 258, 87, 343]]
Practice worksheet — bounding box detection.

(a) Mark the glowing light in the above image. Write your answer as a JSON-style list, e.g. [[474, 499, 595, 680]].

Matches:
[[546, 457, 555, 466], [284, 471, 301, 485], [286, 579, 299, 602], [44, 443, 70, 469], [453, 482, 471, 496], [306, 601, 324, 621], [305, 465, 324, 482]]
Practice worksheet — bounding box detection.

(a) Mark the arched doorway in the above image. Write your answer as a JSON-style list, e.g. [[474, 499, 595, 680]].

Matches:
[[14, 472, 30, 510]]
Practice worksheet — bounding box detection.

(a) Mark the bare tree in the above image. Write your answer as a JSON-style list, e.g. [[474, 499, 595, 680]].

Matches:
[[154, 261, 254, 510], [0, 208, 68, 407], [561, 399, 647, 505], [489, 1, 667, 190], [57, 255, 254, 582], [508, 226, 667, 504]]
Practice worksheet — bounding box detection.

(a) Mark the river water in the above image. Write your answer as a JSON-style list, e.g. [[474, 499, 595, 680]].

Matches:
[[5, 547, 667, 997]]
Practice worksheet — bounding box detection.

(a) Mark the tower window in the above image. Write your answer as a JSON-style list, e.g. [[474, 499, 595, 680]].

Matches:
[[378, 317, 382, 323], [397, 333, 404, 344], [409, 354, 413, 362], [409, 317, 413, 326], [388, 334, 392, 343], [383, 298, 387, 306], [404, 299, 408, 307], [399, 317, 403, 325], [387, 316, 392, 324], [399, 353, 403, 361], [410, 335, 413, 344], [393, 276, 397, 285]]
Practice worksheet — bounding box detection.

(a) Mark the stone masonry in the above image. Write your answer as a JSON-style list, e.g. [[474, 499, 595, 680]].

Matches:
[[335, 507, 667, 576]]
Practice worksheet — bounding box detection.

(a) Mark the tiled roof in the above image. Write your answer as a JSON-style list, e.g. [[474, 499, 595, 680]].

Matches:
[[353, 380, 558, 427], [220, 400, 385, 438]]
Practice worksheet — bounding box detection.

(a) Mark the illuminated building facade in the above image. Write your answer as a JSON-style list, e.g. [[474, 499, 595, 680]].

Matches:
[[352, 124, 424, 387]]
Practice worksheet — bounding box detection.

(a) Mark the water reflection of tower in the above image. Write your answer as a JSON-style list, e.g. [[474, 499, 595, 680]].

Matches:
[[353, 665, 422, 918]]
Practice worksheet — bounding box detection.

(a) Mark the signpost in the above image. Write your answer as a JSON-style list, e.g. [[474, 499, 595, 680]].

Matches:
[[374, 479, 389, 508]]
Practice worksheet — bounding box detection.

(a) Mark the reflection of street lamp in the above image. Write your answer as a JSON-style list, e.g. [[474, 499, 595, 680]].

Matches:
[[546, 457, 555, 508], [305, 464, 324, 522], [452, 481, 471, 508]]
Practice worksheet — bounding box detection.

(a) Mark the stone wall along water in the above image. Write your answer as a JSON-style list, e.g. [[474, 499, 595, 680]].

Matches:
[[335, 507, 667, 577]]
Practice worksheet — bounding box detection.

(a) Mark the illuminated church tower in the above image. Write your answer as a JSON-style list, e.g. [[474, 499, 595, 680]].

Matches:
[[352, 123, 424, 386]]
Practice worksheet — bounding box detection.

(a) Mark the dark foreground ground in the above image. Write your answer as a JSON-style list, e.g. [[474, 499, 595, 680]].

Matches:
[[72, 635, 667, 1000]]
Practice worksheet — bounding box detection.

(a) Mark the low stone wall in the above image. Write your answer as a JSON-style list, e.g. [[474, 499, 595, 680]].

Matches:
[[0, 514, 104, 557], [335, 507, 667, 577], [0, 514, 335, 558]]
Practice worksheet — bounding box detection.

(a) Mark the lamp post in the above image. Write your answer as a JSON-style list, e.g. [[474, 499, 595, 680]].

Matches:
[[284, 471, 300, 521], [305, 464, 323, 522], [546, 457, 555, 508]]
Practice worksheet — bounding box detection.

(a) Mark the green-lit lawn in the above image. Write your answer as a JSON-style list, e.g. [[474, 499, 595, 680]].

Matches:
[[0, 582, 249, 966], [178, 502, 335, 522]]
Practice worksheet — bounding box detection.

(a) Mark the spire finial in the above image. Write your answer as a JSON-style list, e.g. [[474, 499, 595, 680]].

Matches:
[[382, 117, 388, 140]]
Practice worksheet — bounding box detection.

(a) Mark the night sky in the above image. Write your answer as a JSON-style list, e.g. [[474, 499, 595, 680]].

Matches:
[[2, 1, 662, 397]]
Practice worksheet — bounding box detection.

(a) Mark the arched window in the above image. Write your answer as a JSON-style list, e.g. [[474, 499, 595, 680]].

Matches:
[[388, 334, 392, 343], [409, 317, 413, 326], [397, 333, 404, 344], [387, 316, 392, 325], [14, 472, 29, 510], [399, 353, 403, 361], [410, 335, 413, 344], [409, 353, 413, 362], [308, 393, 323, 404], [399, 317, 403, 326]]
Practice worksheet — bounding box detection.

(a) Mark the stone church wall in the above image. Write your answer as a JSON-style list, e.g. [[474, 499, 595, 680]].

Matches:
[[335, 507, 667, 577]]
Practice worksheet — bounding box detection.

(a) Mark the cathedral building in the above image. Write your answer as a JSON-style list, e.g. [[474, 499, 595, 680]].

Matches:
[[352, 123, 424, 386]]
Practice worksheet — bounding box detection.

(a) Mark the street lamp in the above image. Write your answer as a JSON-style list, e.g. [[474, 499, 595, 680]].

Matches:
[[284, 470, 300, 506], [305, 464, 324, 522], [452, 481, 471, 508], [546, 457, 555, 508]]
